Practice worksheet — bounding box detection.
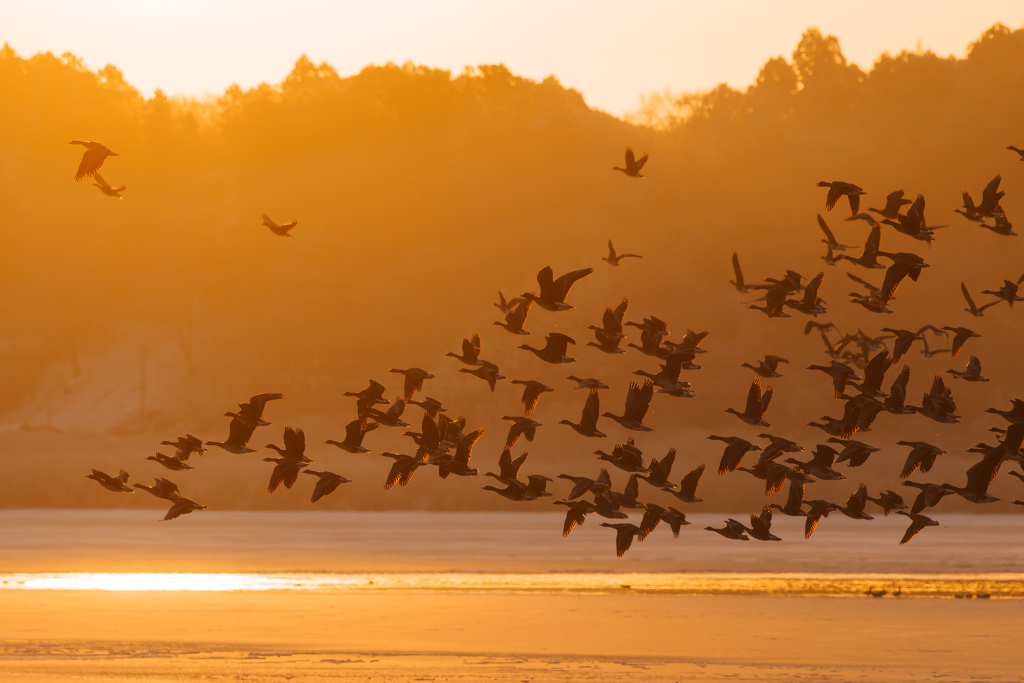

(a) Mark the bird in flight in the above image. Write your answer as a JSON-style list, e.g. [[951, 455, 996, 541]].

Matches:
[[70, 140, 119, 181], [603, 240, 642, 266], [612, 146, 648, 178], [261, 214, 298, 237]]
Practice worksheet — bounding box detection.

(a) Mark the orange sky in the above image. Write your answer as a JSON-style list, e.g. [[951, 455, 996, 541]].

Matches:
[[2, 0, 1023, 114]]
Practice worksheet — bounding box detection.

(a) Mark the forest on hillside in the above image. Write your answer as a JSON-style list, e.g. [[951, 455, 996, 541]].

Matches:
[[0, 25, 1022, 512]]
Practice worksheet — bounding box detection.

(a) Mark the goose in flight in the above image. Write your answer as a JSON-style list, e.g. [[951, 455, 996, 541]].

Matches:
[[808, 361, 862, 398], [264, 457, 307, 494], [816, 215, 850, 251], [896, 510, 938, 544], [748, 287, 790, 318], [640, 504, 690, 539], [730, 252, 749, 293], [818, 180, 866, 215], [913, 375, 960, 424], [161, 498, 207, 522], [366, 399, 411, 428], [567, 376, 609, 390], [556, 500, 596, 536], [709, 435, 762, 474], [784, 271, 827, 316], [502, 416, 542, 449], [70, 140, 119, 180], [558, 468, 612, 500], [91, 173, 126, 198], [344, 381, 389, 416], [769, 481, 807, 517], [160, 434, 207, 460], [459, 364, 505, 391], [587, 299, 628, 343], [947, 356, 988, 382], [880, 328, 924, 364], [520, 332, 576, 364], [882, 365, 914, 415], [559, 389, 606, 438], [494, 291, 524, 316], [828, 438, 881, 467], [985, 399, 1024, 424], [875, 251, 929, 308], [485, 447, 529, 488], [493, 297, 532, 335], [146, 452, 195, 471], [705, 519, 750, 541], [133, 477, 180, 500], [835, 484, 874, 521], [522, 266, 593, 312], [227, 393, 284, 428], [902, 481, 956, 515], [265, 426, 311, 464], [603, 240, 642, 265], [612, 146, 648, 178], [940, 326, 980, 357], [943, 451, 1002, 506], [897, 441, 946, 479], [510, 379, 553, 416], [380, 452, 427, 490], [725, 377, 773, 427], [666, 463, 706, 503], [836, 224, 885, 269], [261, 214, 297, 237], [602, 380, 655, 432], [485, 475, 552, 502], [868, 190, 912, 219], [744, 506, 782, 541], [409, 396, 445, 418], [595, 439, 648, 474], [803, 499, 840, 539], [742, 355, 788, 378], [87, 469, 134, 493], [324, 418, 379, 453], [786, 445, 845, 480], [807, 403, 862, 439], [601, 522, 644, 556], [975, 175, 1005, 218], [982, 277, 1024, 307], [446, 333, 484, 366], [979, 211, 1015, 236], [302, 470, 353, 502], [637, 447, 677, 490], [389, 367, 435, 402], [865, 490, 907, 516], [435, 429, 484, 478], [205, 416, 258, 454]]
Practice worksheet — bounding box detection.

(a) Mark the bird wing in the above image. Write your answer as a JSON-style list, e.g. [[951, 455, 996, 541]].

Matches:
[[732, 252, 745, 288], [804, 272, 825, 303], [505, 298, 532, 330], [879, 262, 910, 306], [634, 152, 649, 171], [900, 517, 929, 545], [552, 268, 594, 301], [581, 389, 601, 430], [679, 463, 705, 496], [864, 224, 881, 255], [965, 452, 1001, 493], [536, 266, 556, 299], [227, 417, 257, 447], [93, 173, 112, 190], [283, 426, 305, 455], [607, 239, 617, 260], [744, 378, 764, 416], [625, 381, 654, 422], [816, 214, 837, 247], [613, 526, 635, 557], [455, 428, 483, 465], [625, 147, 636, 172], [786, 481, 805, 509], [846, 272, 880, 295]]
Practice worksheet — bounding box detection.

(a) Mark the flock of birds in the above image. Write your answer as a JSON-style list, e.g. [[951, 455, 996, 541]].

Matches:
[[74, 141, 1024, 556]]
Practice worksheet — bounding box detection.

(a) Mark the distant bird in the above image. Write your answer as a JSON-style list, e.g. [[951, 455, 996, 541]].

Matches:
[[91, 173, 126, 198], [302, 470, 352, 502], [324, 419, 379, 453], [748, 288, 790, 318], [835, 484, 874, 520], [494, 291, 524, 316], [979, 212, 1015, 236], [510, 379, 554, 416], [961, 282, 999, 317], [770, 481, 807, 517], [817, 215, 849, 251], [612, 146, 648, 178], [485, 447, 529, 488], [818, 180, 866, 215], [638, 447, 677, 490], [865, 490, 907, 516], [520, 332, 576, 364], [205, 417, 257, 455], [730, 252, 749, 293], [161, 497, 207, 522], [666, 463, 706, 503], [940, 326, 980, 357], [742, 355, 788, 378], [897, 441, 946, 479], [786, 445, 845, 480], [640, 504, 690, 539], [808, 361, 862, 398], [784, 271, 827, 316], [836, 224, 885, 269], [595, 438, 648, 474], [880, 328, 923, 365], [1009, 145, 1024, 161], [560, 389, 606, 438], [558, 468, 612, 500], [408, 396, 445, 418], [459, 364, 505, 391], [263, 455, 307, 494], [876, 251, 929, 307], [803, 499, 839, 539], [447, 333, 484, 366], [982, 278, 1024, 307], [344, 381, 388, 416], [366, 398, 410, 428], [709, 435, 762, 474], [943, 451, 1002, 506], [705, 518, 750, 541], [145, 452, 195, 471], [522, 266, 593, 312], [868, 190, 912, 219], [603, 240, 642, 266], [985, 399, 1024, 424], [265, 426, 311, 464], [226, 393, 284, 428], [897, 511, 939, 545], [86, 469, 134, 493], [435, 429, 484, 478], [745, 506, 782, 541], [261, 214, 297, 237], [555, 500, 596, 535], [902, 481, 956, 515], [502, 415, 542, 449], [70, 140, 118, 181], [587, 299, 629, 354], [493, 297, 532, 335], [828, 438, 881, 467], [380, 452, 427, 490], [389, 367, 435, 402], [159, 434, 207, 460], [947, 356, 988, 382], [602, 380, 655, 432], [133, 477, 179, 500], [975, 175, 1005, 217], [568, 376, 609, 390], [601, 522, 644, 556], [807, 403, 861, 439], [725, 378, 773, 427]]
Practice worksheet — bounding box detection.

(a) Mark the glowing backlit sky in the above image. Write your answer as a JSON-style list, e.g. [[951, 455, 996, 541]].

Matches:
[[2, 0, 1023, 115]]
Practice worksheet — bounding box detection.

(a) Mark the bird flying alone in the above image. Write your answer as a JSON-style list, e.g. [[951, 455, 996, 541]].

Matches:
[[70, 140, 119, 181], [262, 214, 298, 237], [613, 146, 648, 178]]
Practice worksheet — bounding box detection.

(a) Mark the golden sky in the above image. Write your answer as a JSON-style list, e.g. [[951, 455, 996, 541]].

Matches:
[[2, 0, 1022, 114]]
